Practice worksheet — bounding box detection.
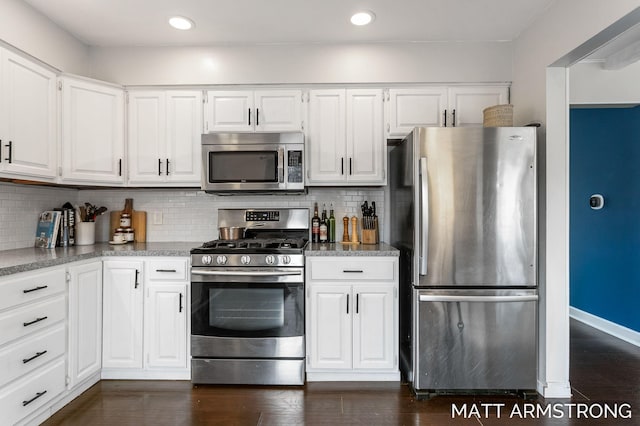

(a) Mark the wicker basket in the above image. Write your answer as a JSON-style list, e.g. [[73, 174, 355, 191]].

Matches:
[[483, 104, 513, 127]]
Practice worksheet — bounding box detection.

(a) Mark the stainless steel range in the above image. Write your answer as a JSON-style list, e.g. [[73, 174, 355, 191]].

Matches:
[[190, 208, 308, 385]]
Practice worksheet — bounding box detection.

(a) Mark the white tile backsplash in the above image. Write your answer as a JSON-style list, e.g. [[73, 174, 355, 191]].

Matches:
[[0, 182, 78, 251], [0, 183, 384, 250]]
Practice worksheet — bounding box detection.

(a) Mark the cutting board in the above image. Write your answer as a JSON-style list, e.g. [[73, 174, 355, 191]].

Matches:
[[109, 210, 147, 242]]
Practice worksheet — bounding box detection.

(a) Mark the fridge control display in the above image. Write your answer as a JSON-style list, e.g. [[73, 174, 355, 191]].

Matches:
[[589, 194, 604, 210]]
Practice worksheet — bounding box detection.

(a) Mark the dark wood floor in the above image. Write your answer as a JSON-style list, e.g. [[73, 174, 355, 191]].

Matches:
[[43, 319, 639, 425]]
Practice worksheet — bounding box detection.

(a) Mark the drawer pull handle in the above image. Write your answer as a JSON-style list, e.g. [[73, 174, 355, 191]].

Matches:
[[23, 316, 48, 327], [23, 390, 47, 406], [23, 285, 48, 294], [156, 269, 177, 273], [343, 270, 363, 273], [23, 350, 47, 364]]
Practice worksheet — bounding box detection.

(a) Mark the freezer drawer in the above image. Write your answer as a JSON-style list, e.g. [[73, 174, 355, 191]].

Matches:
[[414, 289, 537, 391]]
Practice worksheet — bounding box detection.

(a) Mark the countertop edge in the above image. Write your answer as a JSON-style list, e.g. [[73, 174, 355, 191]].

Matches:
[[1, 241, 400, 277]]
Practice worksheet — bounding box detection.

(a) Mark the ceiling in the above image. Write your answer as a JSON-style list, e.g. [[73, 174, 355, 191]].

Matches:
[[23, 0, 557, 47]]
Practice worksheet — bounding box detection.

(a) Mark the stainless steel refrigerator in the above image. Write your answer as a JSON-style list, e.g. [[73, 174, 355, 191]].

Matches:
[[388, 127, 537, 395]]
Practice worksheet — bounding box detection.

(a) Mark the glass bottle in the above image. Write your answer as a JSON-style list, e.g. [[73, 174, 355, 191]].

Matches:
[[319, 207, 328, 243], [328, 205, 336, 243], [312, 202, 320, 243]]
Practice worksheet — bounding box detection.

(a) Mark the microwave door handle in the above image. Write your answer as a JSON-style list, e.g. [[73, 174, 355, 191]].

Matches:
[[278, 147, 285, 183], [419, 157, 428, 276]]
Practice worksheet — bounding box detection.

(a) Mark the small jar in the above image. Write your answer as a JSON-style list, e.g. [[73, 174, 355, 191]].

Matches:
[[123, 228, 135, 243], [120, 213, 132, 228], [114, 228, 126, 241]]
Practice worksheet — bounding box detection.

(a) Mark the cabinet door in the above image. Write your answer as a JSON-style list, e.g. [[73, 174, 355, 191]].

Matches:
[[68, 261, 102, 387], [352, 284, 396, 370], [204, 91, 253, 132], [307, 89, 346, 184], [145, 284, 187, 368], [127, 91, 165, 184], [447, 86, 509, 127], [308, 285, 351, 370], [102, 261, 143, 369], [346, 89, 385, 184], [386, 88, 447, 136], [254, 90, 302, 132], [0, 49, 57, 179], [61, 77, 125, 184], [165, 91, 203, 184]]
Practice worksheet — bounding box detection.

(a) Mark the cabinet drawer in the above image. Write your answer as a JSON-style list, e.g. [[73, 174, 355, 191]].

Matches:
[[0, 268, 66, 312], [0, 295, 66, 347], [308, 258, 396, 281], [146, 259, 188, 281], [0, 358, 66, 426], [0, 324, 65, 388]]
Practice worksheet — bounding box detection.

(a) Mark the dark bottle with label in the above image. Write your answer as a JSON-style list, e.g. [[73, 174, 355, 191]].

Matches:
[[319, 205, 328, 243], [328, 205, 336, 243], [311, 202, 320, 243]]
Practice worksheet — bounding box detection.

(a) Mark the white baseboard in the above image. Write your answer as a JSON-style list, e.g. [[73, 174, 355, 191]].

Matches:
[[538, 380, 573, 399], [570, 307, 640, 347]]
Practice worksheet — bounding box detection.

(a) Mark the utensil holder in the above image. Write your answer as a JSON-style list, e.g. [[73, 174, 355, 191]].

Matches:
[[76, 222, 96, 246]]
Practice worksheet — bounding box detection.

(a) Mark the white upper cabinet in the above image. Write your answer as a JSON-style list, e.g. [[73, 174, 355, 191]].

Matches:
[[128, 90, 202, 186], [0, 48, 57, 180], [307, 88, 385, 186], [386, 87, 447, 136], [385, 85, 510, 137], [60, 76, 125, 185], [447, 86, 509, 127], [204, 90, 302, 133]]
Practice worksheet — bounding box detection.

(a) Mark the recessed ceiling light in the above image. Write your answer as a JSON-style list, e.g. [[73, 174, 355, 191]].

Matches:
[[169, 16, 195, 31], [350, 11, 375, 26]]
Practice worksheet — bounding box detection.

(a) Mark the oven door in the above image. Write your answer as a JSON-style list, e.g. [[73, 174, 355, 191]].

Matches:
[[191, 267, 304, 358]]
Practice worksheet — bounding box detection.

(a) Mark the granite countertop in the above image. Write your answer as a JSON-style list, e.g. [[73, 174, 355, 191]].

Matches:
[[304, 242, 399, 256], [0, 242, 199, 277]]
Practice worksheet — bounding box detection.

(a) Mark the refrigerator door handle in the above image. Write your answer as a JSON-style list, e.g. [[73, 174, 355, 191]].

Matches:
[[419, 157, 428, 276], [418, 294, 538, 303]]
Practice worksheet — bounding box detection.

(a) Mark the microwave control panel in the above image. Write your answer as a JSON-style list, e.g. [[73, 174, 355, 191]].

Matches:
[[287, 150, 303, 183]]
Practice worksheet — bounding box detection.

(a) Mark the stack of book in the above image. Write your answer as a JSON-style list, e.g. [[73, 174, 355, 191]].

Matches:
[[34, 211, 61, 249]]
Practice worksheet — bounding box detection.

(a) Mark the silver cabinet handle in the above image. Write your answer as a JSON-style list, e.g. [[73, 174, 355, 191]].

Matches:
[[342, 270, 363, 273], [156, 269, 177, 273]]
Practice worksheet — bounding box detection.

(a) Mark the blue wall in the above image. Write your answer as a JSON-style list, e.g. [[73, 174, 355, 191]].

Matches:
[[570, 106, 640, 333]]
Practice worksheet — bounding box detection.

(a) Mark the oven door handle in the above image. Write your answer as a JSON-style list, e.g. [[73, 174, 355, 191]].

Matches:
[[192, 270, 302, 277]]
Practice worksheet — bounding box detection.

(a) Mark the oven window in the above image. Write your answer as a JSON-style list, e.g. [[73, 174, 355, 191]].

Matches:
[[209, 288, 284, 331], [192, 283, 303, 338], [208, 151, 278, 183]]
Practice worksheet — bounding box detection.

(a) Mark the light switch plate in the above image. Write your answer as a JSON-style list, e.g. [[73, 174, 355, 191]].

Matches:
[[152, 211, 163, 225]]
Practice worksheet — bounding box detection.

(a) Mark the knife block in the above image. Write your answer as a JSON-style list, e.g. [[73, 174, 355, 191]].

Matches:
[[362, 218, 379, 245]]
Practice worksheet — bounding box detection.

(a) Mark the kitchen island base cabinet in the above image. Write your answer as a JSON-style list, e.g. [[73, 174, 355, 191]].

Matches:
[[305, 256, 399, 381], [101, 258, 189, 380]]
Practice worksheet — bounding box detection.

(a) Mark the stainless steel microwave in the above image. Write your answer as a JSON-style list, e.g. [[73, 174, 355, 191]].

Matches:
[[201, 132, 305, 194]]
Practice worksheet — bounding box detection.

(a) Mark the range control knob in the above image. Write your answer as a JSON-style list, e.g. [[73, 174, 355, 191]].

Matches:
[[265, 255, 276, 265], [281, 255, 291, 265], [241, 255, 251, 265], [201, 255, 213, 265], [216, 255, 228, 265]]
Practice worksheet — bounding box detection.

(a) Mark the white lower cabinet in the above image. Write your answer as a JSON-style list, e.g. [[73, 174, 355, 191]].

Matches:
[[102, 257, 189, 379], [102, 260, 144, 370], [67, 261, 103, 388], [306, 256, 399, 381], [0, 266, 67, 426]]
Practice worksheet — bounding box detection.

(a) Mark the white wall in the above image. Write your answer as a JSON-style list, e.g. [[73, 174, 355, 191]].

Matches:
[[0, 0, 90, 74], [511, 1, 640, 398], [570, 60, 640, 104], [89, 42, 512, 86]]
